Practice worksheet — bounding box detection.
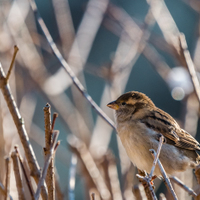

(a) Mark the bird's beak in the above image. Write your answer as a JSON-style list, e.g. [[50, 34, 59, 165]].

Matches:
[[107, 101, 119, 110]]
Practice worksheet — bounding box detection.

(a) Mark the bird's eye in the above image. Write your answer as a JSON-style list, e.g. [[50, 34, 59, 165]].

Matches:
[[121, 102, 126, 106]]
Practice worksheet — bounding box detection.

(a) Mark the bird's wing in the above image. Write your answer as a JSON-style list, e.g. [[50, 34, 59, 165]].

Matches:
[[140, 109, 200, 151], [175, 129, 200, 151]]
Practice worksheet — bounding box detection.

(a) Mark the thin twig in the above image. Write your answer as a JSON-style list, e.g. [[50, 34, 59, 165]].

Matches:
[[11, 151, 26, 200], [150, 149, 178, 200], [6, 45, 19, 82], [29, 0, 115, 130], [136, 174, 157, 200], [170, 176, 197, 198], [4, 156, 11, 200], [68, 154, 77, 200], [14, 146, 35, 200], [0, 63, 48, 199], [51, 113, 58, 131], [149, 135, 164, 180], [34, 130, 59, 200], [178, 33, 200, 103], [43, 103, 55, 200]]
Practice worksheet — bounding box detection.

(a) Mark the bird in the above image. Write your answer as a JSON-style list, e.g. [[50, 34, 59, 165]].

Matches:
[[107, 91, 200, 176]]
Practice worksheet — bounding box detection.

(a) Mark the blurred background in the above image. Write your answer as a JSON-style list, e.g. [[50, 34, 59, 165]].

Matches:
[[0, 0, 200, 199]]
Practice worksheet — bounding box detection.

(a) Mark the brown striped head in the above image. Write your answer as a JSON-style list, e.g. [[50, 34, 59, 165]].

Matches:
[[107, 91, 155, 121]]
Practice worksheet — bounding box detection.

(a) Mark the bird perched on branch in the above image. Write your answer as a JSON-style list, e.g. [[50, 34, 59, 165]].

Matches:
[[107, 91, 200, 176]]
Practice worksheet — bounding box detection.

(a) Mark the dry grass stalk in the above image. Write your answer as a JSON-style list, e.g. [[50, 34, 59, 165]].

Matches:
[[11, 151, 26, 200], [4, 156, 11, 200]]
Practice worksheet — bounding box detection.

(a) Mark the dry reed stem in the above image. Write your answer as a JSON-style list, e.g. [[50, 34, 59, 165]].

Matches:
[[34, 131, 59, 200], [14, 146, 34, 200], [4, 156, 11, 200], [132, 183, 147, 200], [0, 63, 48, 199], [29, 0, 115, 130], [11, 151, 26, 200], [170, 176, 196, 198], [150, 150, 177, 200], [43, 103, 55, 200]]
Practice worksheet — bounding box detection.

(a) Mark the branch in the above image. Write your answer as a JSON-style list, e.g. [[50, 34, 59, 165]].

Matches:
[[11, 151, 26, 200], [34, 131, 59, 200], [149, 136, 164, 180], [14, 146, 35, 200], [136, 174, 157, 200], [29, 0, 115, 130], [0, 63, 48, 199], [4, 156, 11, 200], [6, 45, 19, 81], [178, 33, 200, 103], [170, 176, 197, 198], [150, 149, 178, 200], [43, 103, 55, 200], [136, 170, 155, 200]]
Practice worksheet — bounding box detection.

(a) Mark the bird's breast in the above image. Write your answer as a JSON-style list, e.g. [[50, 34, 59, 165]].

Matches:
[[117, 121, 158, 173]]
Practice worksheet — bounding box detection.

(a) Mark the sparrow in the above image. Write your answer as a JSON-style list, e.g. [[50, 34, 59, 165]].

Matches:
[[107, 91, 200, 176]]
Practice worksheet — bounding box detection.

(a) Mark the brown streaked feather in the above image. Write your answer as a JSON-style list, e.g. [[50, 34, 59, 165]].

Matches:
[[141, 108, 200, 151]]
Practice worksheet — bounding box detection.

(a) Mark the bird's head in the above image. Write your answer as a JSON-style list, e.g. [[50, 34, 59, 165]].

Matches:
[[107, 91, 155, 121]]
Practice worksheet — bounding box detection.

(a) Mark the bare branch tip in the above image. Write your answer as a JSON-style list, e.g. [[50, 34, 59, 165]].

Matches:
[[53, 112, 58, 118], [14, 45, 19, 52]]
